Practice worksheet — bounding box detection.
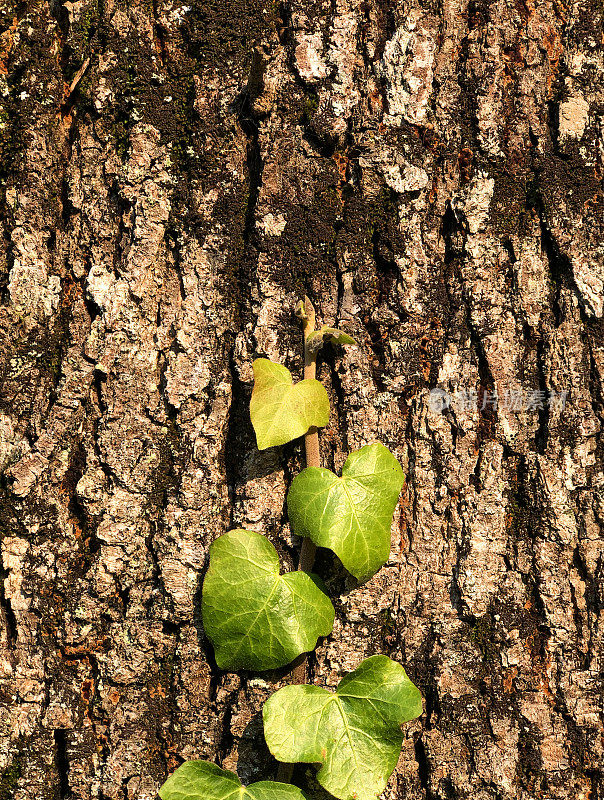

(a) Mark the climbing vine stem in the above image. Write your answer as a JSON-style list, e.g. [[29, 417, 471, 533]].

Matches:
[[276, 297, 321, 783], [294, 296, 320, 576]]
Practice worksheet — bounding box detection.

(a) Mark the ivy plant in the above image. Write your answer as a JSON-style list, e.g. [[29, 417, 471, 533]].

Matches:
[[159, 298, 422, 800], [202, 529, 334, 671], [287, 443, 404, 582], [158, 761, 307, 800], [263, 655, 422, 800]]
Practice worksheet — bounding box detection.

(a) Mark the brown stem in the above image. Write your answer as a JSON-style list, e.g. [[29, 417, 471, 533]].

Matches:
[[276, 297, 321, 784], [297, 303, 319, 574]]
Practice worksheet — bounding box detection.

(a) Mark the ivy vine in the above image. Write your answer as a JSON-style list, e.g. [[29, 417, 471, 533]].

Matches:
[[159, 298, 422, 800]]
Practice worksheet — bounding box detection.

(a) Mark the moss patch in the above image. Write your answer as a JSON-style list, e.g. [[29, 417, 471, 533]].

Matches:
[[0, 759, 21, 800], [469, 613, 500, 662]]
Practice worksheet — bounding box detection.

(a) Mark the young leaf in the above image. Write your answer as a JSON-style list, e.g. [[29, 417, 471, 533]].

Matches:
[[250, 358, 330, 450], [262, 655, 422, 800], [321, 326, 356, 345], [306, 326, 357, 353], [158, 760, 307, 800], [287, 443, 404, 582], [202, 529, 334, 671]]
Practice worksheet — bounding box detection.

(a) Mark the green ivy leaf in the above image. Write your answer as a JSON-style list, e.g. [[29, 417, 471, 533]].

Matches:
[[202, 529, 334, 671], [158, 760, 307, 800], [250, 358, 330, 450], [263, 655, 422, 800], [307, 326, 357, 352], [287, 443, 404, 582], [321, 326, 356, 345]]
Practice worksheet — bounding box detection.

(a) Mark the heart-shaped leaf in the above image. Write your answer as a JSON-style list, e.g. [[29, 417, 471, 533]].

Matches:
[[202, 529, 334, 671], [159, 760, 307, 800], [263, 655, 422, 800], [287, 443, 404, 582], [250, 358, 330, 450]]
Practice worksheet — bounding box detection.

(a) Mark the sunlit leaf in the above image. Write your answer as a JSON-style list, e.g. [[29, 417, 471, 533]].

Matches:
[[159, 760, 307, 800], [306, 326, 357, 352], [250, 358, 330, 449], [263, 655, 422, 800], [287, 443, 404, 581], [202, 529, 334, 671]]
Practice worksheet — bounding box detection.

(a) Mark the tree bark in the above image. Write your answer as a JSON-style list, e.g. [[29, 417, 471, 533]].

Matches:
[[0, 1, 602, 799]]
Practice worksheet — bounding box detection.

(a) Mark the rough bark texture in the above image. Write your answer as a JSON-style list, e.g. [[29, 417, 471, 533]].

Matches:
[[0, 0, 602, 798]]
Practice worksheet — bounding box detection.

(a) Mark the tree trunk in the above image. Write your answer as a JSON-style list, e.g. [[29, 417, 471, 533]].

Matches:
[[0, 0, 602, 798]]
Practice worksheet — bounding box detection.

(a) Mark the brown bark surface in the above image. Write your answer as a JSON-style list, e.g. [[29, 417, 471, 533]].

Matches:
[[0, 0, 602, 798]]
